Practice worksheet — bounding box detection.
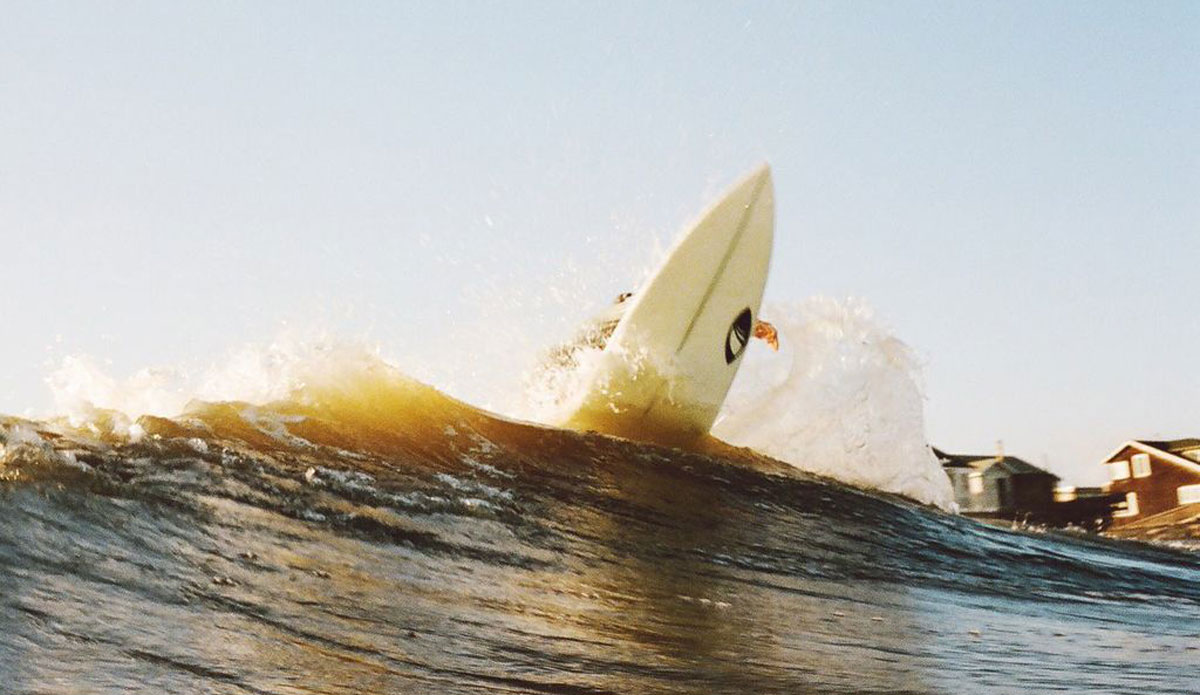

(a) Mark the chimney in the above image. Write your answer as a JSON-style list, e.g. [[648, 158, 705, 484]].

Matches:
[[995, 439, 1005, 462]]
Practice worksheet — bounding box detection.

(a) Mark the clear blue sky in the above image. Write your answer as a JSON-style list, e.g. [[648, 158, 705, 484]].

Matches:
[[2, 2, 1196, 484]]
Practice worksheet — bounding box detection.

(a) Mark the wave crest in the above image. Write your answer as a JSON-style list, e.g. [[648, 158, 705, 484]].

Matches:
[[714, 298, 953, 509]]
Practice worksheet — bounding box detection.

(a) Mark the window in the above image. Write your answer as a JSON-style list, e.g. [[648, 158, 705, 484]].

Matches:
[[1131, 453, 1152, 478], [968, 472, 984, 495], [1114, 492, 1140, 518], [1109, 460, 1131, 481], [1178, 485, 1200, 505]]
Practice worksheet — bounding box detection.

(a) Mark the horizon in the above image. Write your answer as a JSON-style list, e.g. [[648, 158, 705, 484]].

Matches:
[[2, 2, 1196, 487]]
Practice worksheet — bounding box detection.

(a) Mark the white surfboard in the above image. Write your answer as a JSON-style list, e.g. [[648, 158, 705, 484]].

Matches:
[[559, 164, 774, 444]]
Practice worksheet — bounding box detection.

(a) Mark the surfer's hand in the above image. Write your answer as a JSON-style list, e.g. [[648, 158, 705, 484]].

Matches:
[[753, 319, 779, 351]]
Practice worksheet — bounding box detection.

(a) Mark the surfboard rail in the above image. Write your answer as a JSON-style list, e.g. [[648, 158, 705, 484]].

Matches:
[[560, 164, 775, 445]]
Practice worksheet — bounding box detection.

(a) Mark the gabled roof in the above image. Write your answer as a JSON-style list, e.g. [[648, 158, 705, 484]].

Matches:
[[1103, 438, 1200, 475], [1137, 438, 1200, 456], [931, 447, 979, 468], [989, 456, 1058, 478], [933, 447, 1058, 479]]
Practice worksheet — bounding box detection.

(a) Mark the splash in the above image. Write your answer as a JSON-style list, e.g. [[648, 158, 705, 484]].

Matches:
[[47, 355, 191, 425], [514, 319, 669, 429], [516, 334, 606, 425], [38, 296, 952, 509], [44, 332, 391, 430], [422, 227, 670, 416], [713, 298, 954, 509]]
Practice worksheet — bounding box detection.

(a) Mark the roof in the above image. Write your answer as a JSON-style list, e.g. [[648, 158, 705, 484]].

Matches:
[[931, 447, 979, 468], [1136, 438, 1200, 456], [989, 456, 1058, 478], [1103, 438, 1200, 475], [933, 447, 1059, 479]]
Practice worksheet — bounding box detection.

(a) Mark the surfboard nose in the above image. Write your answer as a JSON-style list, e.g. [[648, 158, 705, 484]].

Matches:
[[748, 161, 772, 186], [734, 163, 773, 214]]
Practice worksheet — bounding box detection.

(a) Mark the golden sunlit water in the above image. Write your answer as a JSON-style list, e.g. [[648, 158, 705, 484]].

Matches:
[[2, 354, 1199, 693]]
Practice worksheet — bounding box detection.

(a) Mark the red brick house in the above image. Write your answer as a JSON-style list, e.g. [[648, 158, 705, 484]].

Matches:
[[1103, 438, 1200, 527]]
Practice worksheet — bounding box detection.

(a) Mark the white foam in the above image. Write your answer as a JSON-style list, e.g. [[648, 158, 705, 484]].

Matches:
[[514, 331, 675, 427], [46, 355, 190, 427], [38, 292, 953, 509], [3, 423, 45, 448], [43, 332, 389, 427], [0, 422, 86, 472], [713, 298, 954, 510]]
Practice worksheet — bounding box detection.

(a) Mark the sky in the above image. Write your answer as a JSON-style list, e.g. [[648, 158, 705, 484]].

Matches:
[[1, 1, 1196, 485]]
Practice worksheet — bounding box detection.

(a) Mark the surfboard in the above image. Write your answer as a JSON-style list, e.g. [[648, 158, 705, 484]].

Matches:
[[559, 164, 774, 444]]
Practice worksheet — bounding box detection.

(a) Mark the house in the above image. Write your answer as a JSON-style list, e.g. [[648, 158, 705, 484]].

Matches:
[[935, 445, 1059, 521], [1103, 438, 1200, 527]]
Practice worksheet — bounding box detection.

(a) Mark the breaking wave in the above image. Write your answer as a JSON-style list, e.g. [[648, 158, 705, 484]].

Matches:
[[40, 298, 951, 508], [3, 310, 1200, 692], [716, 298, 953, 508]]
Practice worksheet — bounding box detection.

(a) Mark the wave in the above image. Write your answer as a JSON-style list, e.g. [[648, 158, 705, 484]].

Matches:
[[4, 366, 1197, 605], [715, 298, 952, 508], [37, 298, 950, 508], [5, 347, 1200, 693]]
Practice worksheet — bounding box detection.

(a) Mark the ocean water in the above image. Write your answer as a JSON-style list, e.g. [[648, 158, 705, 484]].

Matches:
[[2, 304, 1198, 694]]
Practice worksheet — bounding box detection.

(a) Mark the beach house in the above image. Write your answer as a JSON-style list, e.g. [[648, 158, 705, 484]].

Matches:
[[1103, 439, 1200, 527], [935, 445, 1059, 521]]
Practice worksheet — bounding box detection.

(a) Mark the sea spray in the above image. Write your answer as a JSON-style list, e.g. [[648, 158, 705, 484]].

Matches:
[[421, 228, 669, 415], [39, 297, 953, 508], [7, 333, 1200, 695], [44, 332, 390, 429], [47, 355, 191, 426], [714, 297, 954, 509]]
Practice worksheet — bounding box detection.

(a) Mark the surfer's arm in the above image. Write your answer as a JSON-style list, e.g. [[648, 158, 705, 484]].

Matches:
[[753, 319, 779, 351]]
